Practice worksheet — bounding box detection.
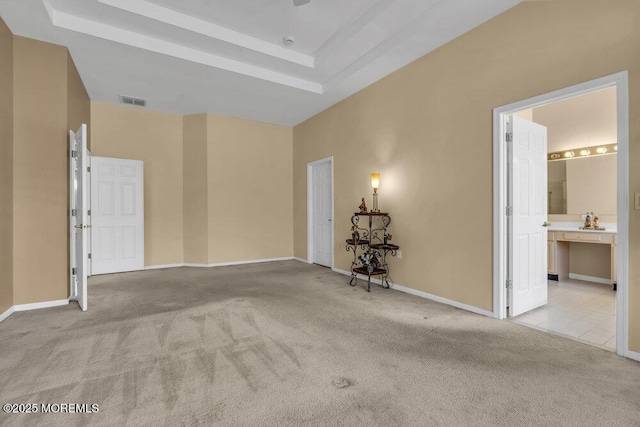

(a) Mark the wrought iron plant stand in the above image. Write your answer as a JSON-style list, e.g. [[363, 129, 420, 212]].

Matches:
[[346, 212, 399, 292]]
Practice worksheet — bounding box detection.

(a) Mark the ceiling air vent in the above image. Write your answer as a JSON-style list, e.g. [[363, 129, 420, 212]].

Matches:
[[119, 95, 147, 107]]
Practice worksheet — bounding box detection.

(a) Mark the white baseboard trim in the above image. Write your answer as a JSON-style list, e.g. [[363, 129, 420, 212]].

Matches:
[[569, 273, 612, 285], [392, 284, 494, 318], [145, 263, 185, 270], [0, 306, 15, 323], [182, 257, 295, 268], [627, 349, 640, 363], [14, 299, 69, 312], [208, 257, 294, 267], [293, 257, 310, 264], [332, 268, 494, 318]]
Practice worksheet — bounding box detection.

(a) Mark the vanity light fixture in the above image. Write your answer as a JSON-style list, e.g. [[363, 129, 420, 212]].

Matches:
[[548, 143, 617, 162], [370, 173, 380, 213]]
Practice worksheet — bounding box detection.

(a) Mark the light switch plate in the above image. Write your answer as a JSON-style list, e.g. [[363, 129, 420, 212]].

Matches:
[[635, 193, 640, 210]]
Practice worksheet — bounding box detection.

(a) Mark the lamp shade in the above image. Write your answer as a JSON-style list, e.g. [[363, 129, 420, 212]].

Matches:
[[370, 173, 380, 190]]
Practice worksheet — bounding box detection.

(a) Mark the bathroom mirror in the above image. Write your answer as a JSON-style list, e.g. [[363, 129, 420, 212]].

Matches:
[[547, 154, 617, 215]]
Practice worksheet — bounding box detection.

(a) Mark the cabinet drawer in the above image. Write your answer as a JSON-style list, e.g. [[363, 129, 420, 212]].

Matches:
[[558, 232, 614, 244]]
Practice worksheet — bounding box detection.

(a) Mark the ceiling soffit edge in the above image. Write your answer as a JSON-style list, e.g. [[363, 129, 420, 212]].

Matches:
[[43, 0, 323, 93], [98, 0, 315, 68]]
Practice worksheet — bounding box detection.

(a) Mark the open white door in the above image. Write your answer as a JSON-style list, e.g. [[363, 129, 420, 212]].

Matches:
[[91, 157, 144, 275], [509, 115, 548, 317], [311, 160, 332, 267], [69, 124, 89, 311]]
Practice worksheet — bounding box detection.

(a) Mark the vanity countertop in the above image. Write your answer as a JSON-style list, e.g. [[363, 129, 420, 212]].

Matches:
[[548, 222, 617, 233]]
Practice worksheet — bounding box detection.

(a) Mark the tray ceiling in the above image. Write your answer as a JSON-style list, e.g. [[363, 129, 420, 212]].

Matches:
[[0, 0, 524, 125]]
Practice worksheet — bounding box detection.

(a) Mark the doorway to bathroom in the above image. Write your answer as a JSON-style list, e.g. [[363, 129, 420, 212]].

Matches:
[[511, 88, 617, 350], [493, 72, 630, 358]]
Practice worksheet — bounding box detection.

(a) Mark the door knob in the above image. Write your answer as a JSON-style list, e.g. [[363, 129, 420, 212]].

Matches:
[[542, 221, 550, 227]]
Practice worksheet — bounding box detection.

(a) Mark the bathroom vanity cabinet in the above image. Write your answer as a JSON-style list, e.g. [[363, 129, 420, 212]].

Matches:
[[547, 230, 617, 287]]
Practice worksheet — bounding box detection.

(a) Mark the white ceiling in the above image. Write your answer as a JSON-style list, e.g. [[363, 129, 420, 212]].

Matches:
[[0, 0, 524, 126]]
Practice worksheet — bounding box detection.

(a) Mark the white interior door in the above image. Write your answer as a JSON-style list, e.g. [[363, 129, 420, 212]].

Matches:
[[312, 161, 332, 267], [69, 124, 88, 311], [509, 115, 548, 316], [91, 157, 144, 275]]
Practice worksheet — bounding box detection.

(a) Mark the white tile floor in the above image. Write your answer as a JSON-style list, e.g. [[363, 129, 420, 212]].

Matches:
[[512, 278, 616, 351]]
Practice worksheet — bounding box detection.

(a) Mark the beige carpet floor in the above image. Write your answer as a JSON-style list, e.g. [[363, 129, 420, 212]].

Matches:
[[0, 260, 639, 426]]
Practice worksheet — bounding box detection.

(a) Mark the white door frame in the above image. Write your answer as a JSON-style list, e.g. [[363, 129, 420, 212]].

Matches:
[[493, 71, 630, 358], [307, 156, 334, 268]]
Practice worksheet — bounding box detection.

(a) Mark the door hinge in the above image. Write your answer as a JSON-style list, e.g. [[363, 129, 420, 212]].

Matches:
[[88, 210, 91, 216], [72, 267, 76, 275], [506, 206, 512, 216], [88, 253, 92, 259], [71, 150, 77, 158], [71, 209, 77, 217], [87, 166, 91, 172], [506, 132, 513, 143], [506, 279, 512, 289]]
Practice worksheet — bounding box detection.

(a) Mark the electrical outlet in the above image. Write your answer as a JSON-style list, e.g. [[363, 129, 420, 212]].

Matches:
[[396, 250, 402, 259]]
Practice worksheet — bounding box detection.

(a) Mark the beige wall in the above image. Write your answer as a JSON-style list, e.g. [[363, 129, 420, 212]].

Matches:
[[293, 0, 640, 351], [67, 52, 90, 140], [13, 37, 69, 304], [0, 18, 13, 313], [90, 102, 184, 267], [207, 115, 293, 263], [183, 114, 209, 264]]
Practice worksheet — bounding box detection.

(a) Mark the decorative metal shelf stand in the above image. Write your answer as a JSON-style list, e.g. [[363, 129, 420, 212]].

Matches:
[[346, 212, 399, 292]]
